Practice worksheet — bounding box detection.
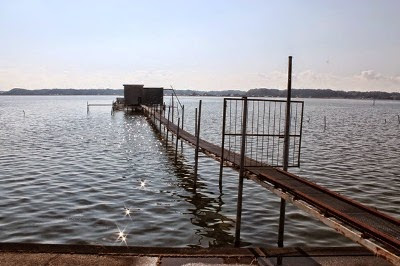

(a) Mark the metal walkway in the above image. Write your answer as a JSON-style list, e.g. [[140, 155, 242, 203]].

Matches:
[[142, 106, 400, 265]]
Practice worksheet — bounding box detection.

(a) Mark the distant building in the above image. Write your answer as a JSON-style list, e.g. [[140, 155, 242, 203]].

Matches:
[[123, 84, 163, 106]]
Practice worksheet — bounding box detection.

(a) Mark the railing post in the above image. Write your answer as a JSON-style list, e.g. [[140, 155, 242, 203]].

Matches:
[[166, 106, 171, 148], [234, 96, 248, 247], [175, 118, 180, 163], [278, 55, 292, 248], [193, 100, 202, 189], [219, 99, 227, 192]]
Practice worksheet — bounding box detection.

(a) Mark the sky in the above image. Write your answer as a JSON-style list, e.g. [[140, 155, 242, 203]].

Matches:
[[0, 0, 399, 92]]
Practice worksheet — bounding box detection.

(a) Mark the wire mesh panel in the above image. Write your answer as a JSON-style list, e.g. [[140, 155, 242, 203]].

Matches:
[[222, 98, 304, 168]]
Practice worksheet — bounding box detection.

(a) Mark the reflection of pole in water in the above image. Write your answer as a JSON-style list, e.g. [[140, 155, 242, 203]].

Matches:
[[163, 145, 235, 247]]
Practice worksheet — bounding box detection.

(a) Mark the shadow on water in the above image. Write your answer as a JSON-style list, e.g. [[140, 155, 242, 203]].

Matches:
[[144, 115, 239, 247]]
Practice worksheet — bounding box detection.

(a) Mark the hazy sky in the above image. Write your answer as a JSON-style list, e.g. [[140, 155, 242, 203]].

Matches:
[[1, 0, 399, 92]]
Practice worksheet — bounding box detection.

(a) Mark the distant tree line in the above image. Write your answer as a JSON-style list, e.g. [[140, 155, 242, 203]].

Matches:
[[1, 87, 399, 100]]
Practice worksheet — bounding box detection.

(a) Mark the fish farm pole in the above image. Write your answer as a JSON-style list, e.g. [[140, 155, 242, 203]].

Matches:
[[219, 99, 227, 192], [194, 100, 202, 189], [234, 96, 248, 247], [278, 55, 292, 248]]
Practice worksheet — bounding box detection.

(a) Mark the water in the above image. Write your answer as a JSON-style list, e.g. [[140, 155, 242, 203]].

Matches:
[[0, 95, 399, 248]]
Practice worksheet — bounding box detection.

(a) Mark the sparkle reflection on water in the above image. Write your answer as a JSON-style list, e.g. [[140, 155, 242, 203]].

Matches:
[[0, 95, 399, 248]]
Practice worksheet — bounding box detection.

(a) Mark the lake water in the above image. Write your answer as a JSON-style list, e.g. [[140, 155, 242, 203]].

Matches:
[[0, 95, 399, 248]]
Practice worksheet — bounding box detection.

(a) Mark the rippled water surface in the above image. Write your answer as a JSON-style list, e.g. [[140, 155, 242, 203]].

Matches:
[[0, 95, 399, 247]]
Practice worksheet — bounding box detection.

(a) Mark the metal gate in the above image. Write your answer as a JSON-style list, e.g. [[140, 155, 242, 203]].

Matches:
[[220, 97, 304, 168]]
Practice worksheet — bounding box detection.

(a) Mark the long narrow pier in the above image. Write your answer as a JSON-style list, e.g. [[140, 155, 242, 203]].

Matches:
[[142, 105, 400, 265]]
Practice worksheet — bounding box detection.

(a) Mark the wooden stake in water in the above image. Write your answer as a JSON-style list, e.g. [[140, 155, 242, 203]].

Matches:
[[324, 116, 327, 131]]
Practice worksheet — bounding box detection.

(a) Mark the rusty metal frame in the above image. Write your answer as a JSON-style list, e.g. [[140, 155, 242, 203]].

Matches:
[[220, 97, 304, 168]]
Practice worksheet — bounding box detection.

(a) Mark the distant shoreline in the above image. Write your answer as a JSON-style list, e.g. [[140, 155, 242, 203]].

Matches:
[[0, 88, 399, 100]]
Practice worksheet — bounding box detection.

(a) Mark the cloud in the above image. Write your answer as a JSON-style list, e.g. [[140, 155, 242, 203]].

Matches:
[[0, 67, 399, 92], [355, 70, 383, 80], [355, 70, 400, 84]]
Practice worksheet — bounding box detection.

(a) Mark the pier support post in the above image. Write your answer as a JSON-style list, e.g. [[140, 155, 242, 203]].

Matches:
[[166, 106, 171, 147], [159, 105, 162, 132], [278, 55, 293, 248], [193, 100, 202, 189], [163, 103, 166, 136], [153, 105, 156, 124], [219, 99, 227, 192], [171, 94, 174, 143], [234, 96, 248, 247], [181, 105, 185, 151], [195, 108, 198, 136], [175, 118, 181, 163]]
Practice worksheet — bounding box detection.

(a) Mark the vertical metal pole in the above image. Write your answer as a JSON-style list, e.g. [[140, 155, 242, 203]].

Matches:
[[181, 105, 185, 130], [193, 100, 202, 188], [219, 99, 227, 192], [163, 103, 166, 136], [324, 116, 327, 131], [234, 97, 248, 247], [181, 105, 185, 150], [166, 106, 171, 147], [153, 105, 156, 124], [171, 94, 174, 142], [195, 108, 198, 136], [87, 102, 89, 113], [175, 118, 180, 163], [159, 105, 162, 132], [278, 55, 292, 248]]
